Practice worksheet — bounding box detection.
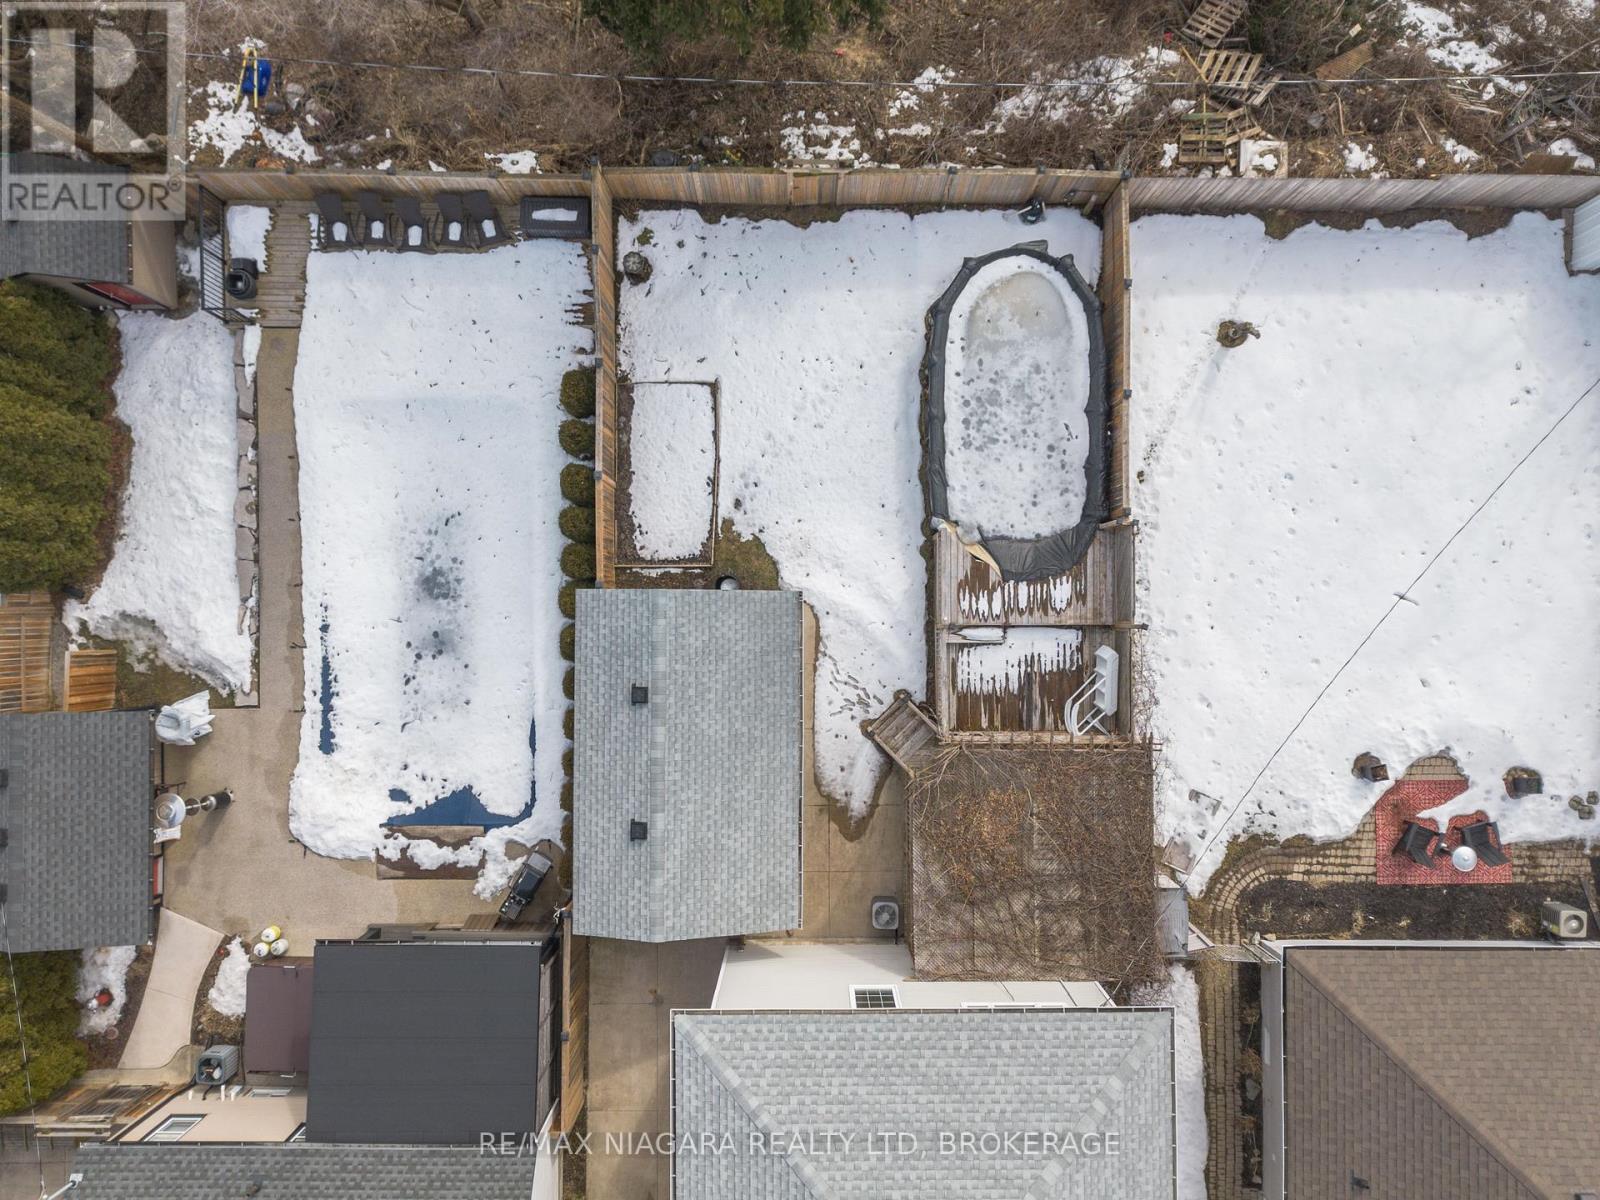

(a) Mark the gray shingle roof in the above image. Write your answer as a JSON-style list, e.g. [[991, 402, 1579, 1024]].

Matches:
[[0, 712, 153, 952], [306, 940, 552, 1145], [672, 1009, 1175, 1200], [0, 154, 132, 283], [573, 589, 802, 942], [72, 1142, 541, 1199]]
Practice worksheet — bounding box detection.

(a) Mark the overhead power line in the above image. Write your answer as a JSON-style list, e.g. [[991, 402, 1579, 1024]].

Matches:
[[33, 36, 1600, 94], [179, 45, 1600, 91]]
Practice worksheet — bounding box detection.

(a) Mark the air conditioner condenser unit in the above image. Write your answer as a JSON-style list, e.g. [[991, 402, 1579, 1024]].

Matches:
[[1540, 901, 1589, 940]]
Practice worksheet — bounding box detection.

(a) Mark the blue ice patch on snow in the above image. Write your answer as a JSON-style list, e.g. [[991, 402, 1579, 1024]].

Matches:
[[318, 611, 336, 755], [383, 716, 539, 828]]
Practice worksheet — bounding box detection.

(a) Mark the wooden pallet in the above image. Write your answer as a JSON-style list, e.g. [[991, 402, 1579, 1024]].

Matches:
[[1314, 39, 1375, 81], [65, 648, 119, 711], [1178, 103, 1265, 165], [1180, 0, 1248, 49], [1197, 49, 1281, 106]]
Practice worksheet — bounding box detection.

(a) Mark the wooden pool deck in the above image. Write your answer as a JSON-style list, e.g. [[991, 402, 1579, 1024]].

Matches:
[[928, 521, 1138, 739]]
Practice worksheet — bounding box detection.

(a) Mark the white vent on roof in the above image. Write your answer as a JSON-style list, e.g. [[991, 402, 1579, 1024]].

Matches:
[[850, 985, 899, 1010]]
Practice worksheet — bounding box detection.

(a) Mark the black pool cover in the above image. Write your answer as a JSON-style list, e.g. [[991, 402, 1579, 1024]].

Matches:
[[921, 241, 1108, 582]]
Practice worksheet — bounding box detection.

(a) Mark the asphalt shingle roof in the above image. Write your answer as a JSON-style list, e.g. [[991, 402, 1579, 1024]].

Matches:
[[306, 940, 550, 1145], [672, 1009, 1175, 1200], [0, 154, 131, 283], [72, 1142, 541, 1199], [1285, 944, 1600, 1200], [573, 589, 802, 942], [0, 712, 153, 952]]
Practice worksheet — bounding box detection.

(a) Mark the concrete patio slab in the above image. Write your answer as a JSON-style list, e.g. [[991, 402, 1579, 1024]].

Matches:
[[585, 938, 722, 1200], [118, 908, 223, 1070]]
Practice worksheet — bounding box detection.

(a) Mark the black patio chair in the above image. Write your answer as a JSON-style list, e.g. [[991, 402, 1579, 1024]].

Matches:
[[434, 192, 471, 249], [355, 191, 395, 248], [464, 189, 511, 248], [313, 192, 355, 250], [1393, 820, 1439, 869], [1460, 820, 1510, 867], [395, 195, 430, 253]]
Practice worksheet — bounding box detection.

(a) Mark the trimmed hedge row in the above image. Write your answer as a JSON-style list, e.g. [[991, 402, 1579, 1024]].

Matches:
[[560, 367, 596, 418], [555, 366, 595, 892], [0, 281, 119, 591]]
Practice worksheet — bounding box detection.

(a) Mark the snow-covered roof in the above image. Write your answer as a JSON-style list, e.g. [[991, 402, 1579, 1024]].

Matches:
[[671, 1008, 1175, 1199], [0, 711, 153, 953], [573, 588, 802, 942]]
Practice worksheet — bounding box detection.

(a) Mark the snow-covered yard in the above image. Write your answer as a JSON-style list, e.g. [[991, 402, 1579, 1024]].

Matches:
[[76, 945, 137, 1036], [63, 312, 252, 694], [1132, 212, 1600, 888], [618, 207, 1099, 815], [289, 242, 591, 890]]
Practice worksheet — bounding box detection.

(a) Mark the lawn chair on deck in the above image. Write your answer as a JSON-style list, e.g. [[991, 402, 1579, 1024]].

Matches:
[[356, 191, 395, 248], [464, 190, 511, 248], [1460, 820, 1510, 867], [1393, 820, 1439, 869], [313, 192, 355, 250], [395, 195, 430, 252], [434, 193, 471, 249]]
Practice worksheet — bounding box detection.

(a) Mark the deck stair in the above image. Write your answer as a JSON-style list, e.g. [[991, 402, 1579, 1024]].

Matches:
[[863, 690, 942, 774]]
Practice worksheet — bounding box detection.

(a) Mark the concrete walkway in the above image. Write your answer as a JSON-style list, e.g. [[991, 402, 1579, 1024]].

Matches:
[[156, 324, 486, 952], [118, 909, 223, 1070], [586, 938, 724, 1200]]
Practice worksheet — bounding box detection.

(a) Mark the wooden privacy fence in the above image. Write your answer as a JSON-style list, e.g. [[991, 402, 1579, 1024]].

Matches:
[[557, 931, 590, 1133], [1098, 182, 1132, 520], [188, 168, 592, 205], [192, 164, 1600, 214], [591, 169, 621, 590], [1127, 171, 1600, 213], [0, 592, 54, 712], [189, 162, 1600, 589]]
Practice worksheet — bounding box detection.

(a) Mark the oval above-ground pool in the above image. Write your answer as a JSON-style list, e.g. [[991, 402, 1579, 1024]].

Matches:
[[922, 244, 1107, 581]]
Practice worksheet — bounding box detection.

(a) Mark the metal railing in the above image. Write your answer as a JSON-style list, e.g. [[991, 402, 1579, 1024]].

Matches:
[[196, 186, 245, 326]]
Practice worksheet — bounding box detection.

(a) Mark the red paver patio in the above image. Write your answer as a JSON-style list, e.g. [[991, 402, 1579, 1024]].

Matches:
[[1374, 777, 1513, 886]]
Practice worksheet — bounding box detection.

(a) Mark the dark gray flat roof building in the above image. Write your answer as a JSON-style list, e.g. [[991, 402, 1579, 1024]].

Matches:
[[0, 711, 154, 952], [574, 589, 803, 943], [306, 936, 558, 1146]]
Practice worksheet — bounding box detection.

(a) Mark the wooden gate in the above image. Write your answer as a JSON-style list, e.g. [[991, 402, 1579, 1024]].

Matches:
[[0, 592, 54, 712]]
